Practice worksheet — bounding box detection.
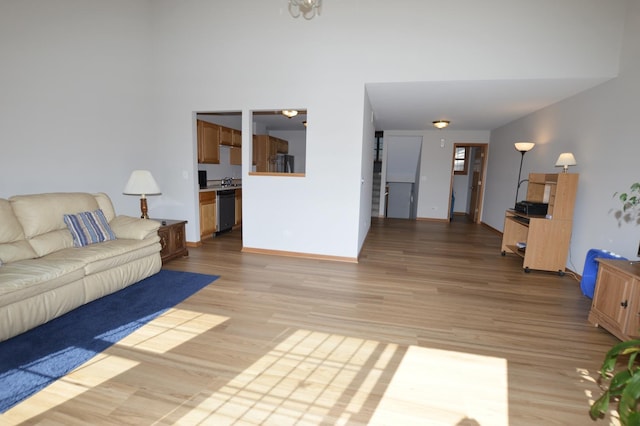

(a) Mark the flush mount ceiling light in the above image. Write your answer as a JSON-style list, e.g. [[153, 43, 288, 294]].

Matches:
[[281, 110, 299, 118], [432, 120, 450, 129], [289, 0, 322, 20]]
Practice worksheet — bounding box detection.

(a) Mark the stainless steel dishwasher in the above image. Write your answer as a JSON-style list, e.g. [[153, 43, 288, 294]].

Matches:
[[216, 189, 235, 234]]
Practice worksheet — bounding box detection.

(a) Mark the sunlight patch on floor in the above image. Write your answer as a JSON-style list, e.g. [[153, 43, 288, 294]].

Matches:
[[2, 308, 227, 423], [2, 354, 139, 422], [174, 329, 509, 425], [370, 345, 508, 426], [115, 309, 228, 353]]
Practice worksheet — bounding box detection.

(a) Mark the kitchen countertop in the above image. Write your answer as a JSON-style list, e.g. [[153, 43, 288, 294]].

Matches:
[[199, 185, 242, 192]]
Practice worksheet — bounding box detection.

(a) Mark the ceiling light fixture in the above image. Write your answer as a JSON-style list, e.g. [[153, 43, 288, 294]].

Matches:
[[289, 0, 322, 20], [282, 110, 299, 118], [432, 120, 450, 129]]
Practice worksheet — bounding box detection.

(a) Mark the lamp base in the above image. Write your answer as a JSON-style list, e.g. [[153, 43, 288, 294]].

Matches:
[[140, 197, 149, 219]]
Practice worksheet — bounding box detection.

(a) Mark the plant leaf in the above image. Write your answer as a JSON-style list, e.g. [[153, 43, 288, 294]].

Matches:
[[590, 391, 611, 419], [619, 373, 640, 423]]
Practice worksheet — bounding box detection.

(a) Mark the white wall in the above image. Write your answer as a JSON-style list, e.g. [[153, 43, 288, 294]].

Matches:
[[0, 1, 155, 217], [0, 0, 628, 259], [483, 0, 640, 273]]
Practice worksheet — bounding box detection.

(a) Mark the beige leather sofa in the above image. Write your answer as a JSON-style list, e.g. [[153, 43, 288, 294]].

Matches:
[[0, 192, 162, 342]]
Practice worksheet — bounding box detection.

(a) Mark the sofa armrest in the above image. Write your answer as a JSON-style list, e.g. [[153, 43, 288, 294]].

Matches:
[[109, 215, 160, 240]]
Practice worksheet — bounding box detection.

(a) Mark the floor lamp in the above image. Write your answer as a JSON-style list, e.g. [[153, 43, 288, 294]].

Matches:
[[514, 142, 535, 207]]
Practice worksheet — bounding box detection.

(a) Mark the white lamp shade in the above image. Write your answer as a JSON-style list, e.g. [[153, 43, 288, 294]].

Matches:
[[123, 170, 161, 196], [514, 142, 535, 152], [555, 152, 577, 167]]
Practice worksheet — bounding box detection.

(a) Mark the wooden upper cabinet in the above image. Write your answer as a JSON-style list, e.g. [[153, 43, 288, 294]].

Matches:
[[231, 129, 242, 147], [276, 138, 288, 154], [220, 126, 233, 146], [197, 120, 220, 164], [220, 126, 241, 147]]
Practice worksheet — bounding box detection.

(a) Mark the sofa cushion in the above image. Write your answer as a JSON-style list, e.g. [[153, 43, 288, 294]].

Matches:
[[0, 199, 37, 264], [109, 215, 161, 240], [94, 192, 116, 222], [44, 236, 160, 275], [0, 258, 86, 308], [10, 193, 100, 239], [64, 209, 116, 247], [0, 199, 24, 244]]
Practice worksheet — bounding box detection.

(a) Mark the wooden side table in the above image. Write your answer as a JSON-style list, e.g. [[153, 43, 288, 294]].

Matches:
[[589, 259, 640, 340], [153, 219, 188, 264]]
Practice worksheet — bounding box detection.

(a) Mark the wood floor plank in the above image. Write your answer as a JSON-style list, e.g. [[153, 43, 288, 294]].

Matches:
[[2, 217, 620, 425]]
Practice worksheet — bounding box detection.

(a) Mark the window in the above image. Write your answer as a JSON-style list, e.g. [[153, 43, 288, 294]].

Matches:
[[250, 109, 307, 176], [453, 147, 469, 175]]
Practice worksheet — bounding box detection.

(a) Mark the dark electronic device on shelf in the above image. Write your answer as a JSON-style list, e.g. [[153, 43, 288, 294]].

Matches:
[[198, 170, 207, 189], [514, 201, 548, 216]]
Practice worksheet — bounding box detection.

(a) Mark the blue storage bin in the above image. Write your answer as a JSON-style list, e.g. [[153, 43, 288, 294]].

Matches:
[[580, 249, 627, 298]]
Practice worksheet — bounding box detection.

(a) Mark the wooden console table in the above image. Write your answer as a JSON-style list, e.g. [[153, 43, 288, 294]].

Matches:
[[589, 259, 640, 340]]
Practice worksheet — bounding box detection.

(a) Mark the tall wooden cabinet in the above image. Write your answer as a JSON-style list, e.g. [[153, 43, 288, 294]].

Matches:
[[501, 173, 579, 274]]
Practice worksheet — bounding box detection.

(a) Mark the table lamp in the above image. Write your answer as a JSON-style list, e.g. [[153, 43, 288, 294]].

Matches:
[[555, 153, 576, 173], [123, 170, 161, 219]]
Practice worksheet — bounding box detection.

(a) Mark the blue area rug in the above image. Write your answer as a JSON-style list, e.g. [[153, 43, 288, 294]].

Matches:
[[0, 269, 219, 413]]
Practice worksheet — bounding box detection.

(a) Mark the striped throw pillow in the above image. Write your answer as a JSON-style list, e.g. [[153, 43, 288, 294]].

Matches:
[[63, 209, 116, 247]]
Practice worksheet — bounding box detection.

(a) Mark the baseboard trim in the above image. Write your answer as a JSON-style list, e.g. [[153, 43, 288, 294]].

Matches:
[[242, 246, 358, 263], [416, 217, 450, 223], [480, 221, 503, 236]]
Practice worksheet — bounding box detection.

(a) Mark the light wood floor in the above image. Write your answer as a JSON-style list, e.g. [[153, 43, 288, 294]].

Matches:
[[3, 217, 620, 425]]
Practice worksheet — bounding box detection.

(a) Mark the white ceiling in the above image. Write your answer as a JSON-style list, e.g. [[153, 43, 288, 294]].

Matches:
[[220, 77, 611, 133], [366, 78, 611, 131]]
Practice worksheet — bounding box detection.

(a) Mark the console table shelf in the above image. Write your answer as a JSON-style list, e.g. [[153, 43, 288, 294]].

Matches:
[[501, 173, 578, 274]]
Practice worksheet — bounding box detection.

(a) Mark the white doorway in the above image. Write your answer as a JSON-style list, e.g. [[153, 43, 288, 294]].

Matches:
[[382, 136, 423, 219], [450, 143, 488, 223]]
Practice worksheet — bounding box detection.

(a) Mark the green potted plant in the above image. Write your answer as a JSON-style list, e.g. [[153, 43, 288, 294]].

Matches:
[[591, 339, 640, 424]]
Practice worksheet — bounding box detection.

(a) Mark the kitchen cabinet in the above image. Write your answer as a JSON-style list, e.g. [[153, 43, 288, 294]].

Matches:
[[589, 259, 640, 340], [230, 146, 242, 165], [155, 219, 188, 264], [197, 120, 220, 164], [220, 126, 242, 147], [199, 191, 217, 239], [253, 134, 288, 172], [276, 138, 288, 153], [232, 129, 242, 147], [501, 173, 578, 273], [220, 126, 232, 146], [235, 188, 242, 226]]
